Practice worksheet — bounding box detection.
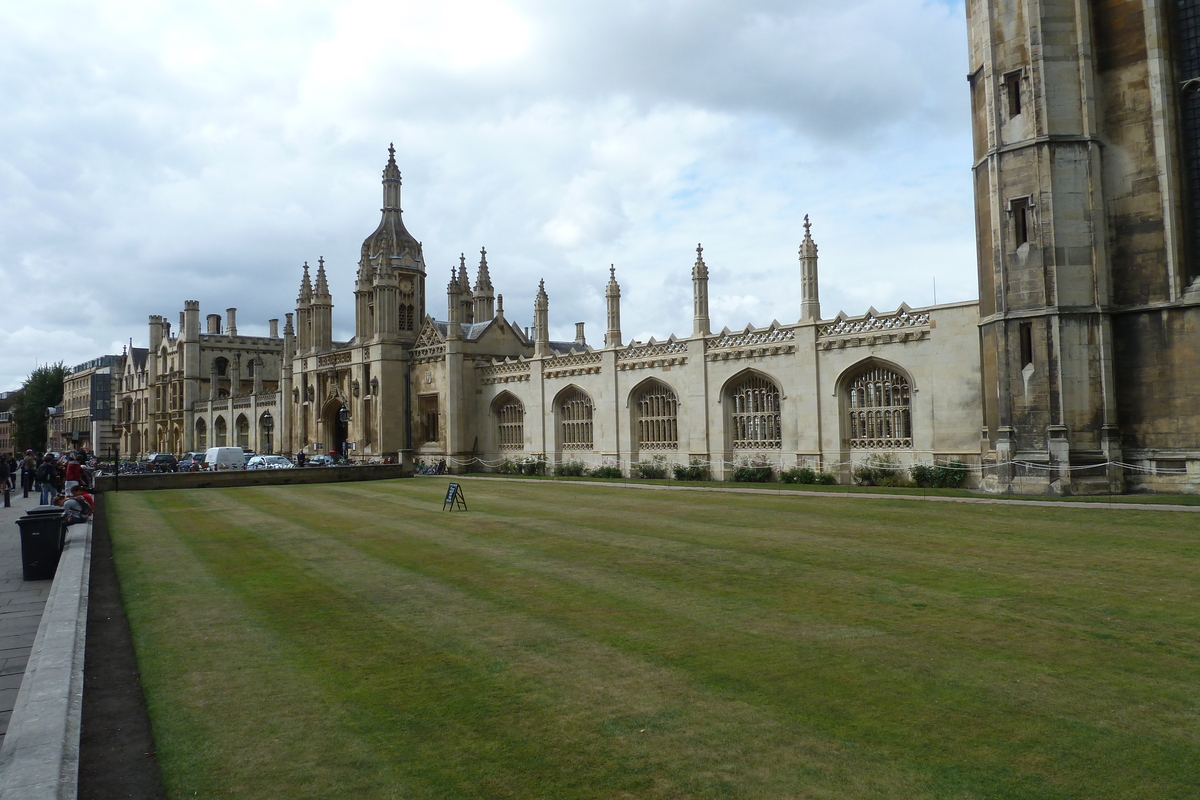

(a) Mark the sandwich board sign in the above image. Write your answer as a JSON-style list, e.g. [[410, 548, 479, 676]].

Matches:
[[443, 482, 467, 511]]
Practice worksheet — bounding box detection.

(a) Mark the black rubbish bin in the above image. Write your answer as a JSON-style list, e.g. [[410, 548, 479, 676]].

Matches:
[[16, 506, 67, 581]]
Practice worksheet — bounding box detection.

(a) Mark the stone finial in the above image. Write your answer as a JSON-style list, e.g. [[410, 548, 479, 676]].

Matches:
[[298, 261, 313, 304], [314, 257, 330, 298]]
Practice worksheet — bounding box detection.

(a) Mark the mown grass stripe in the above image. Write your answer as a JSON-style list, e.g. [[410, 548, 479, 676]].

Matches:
[[107, 482, 1200, 799]]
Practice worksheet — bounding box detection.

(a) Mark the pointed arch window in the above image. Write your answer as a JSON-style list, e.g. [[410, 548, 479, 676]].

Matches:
[[559, 389, 594, 450], [495, 396, 525, 450], [846, 365, 912, 449], [729, 374, 781, 449], [634, 382, 678, 450], [195, 418, 208, 451]]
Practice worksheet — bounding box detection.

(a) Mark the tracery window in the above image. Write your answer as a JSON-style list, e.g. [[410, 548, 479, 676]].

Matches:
[[846, 365, 912, 449], [495, 396, 525, 450], [399, 303, 415, 331], [559, 388, 593, 450], [236, 414, 250, 449], [729, 374, 781, 449], [195, 418, 207, 451], [634, 382, 678, 449], [215, 416, 228, 447]]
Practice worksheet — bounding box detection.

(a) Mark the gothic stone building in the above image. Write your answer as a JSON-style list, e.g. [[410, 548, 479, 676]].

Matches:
[[967, 0, 1200, 493], [116, 307, 287, 458], [286, 148, 985, 482]]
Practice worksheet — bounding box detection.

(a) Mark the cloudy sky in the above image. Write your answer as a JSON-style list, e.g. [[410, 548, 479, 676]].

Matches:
[[0, 0, 973, 392]]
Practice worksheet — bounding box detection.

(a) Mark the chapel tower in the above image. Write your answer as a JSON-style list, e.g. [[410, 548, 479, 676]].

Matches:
[[967, 0, 1200, 494], [354, 144, 426, 344]]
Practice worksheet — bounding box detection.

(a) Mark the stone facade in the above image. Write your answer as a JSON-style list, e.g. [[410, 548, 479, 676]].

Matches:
[[285, 152, 985, 481], [62, 356, 119, 454], [967, 0, 1200, 494], [113, 306, 286, 458]]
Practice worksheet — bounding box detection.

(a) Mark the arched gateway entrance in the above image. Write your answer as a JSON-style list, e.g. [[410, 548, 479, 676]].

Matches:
[[321, 397, 350, 458]]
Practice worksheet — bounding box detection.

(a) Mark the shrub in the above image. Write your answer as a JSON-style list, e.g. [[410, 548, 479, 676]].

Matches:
[[518, 458, 546, 477], [672, 459, 709, 481], [853, 454, 904, 487], [934, 461, 969, 489], [814, 471, 838, 485], [909, 461, 969, 489], [553, 460, 588, 477], [780, 467, 817, 485], [496, 459, 520, 475], [591, 466, 623, 479], [733, 459, 774, 483], [910, 464, 935, 487], [877, 473, 915, 488], [631, 456, 668, 480]]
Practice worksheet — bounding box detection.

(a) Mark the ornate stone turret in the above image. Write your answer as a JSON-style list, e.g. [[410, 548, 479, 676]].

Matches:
[[473, 247, 495, 323], [358, 145, 425, 344], [692, 244, 710, 337], [311, 257, 333, 352], [457, 254, 474, 324], [799, 215, 820, 322], [604, 266, 622, 349], [446, 268, 462, 341], [534, 280, 550, 357], [296, 262, 313, 350]]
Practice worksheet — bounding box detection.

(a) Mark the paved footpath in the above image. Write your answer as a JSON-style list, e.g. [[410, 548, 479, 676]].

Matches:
[[0, 490, 50, 750]]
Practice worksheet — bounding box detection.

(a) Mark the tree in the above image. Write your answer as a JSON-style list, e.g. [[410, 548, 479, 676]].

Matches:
[[13, 363, 67, 452]]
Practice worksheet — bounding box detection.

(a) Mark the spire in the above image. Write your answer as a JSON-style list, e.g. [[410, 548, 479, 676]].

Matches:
[[457, 253, 472, 291], [298, 262, 313, 304], [474, 247, 493, 292], [605, 265, 622, 349], [692, 243, 708, 280], [314, 256, 331, 299], [692, 243, 710, 337], [534, 279, 550, 357], [446, 267, 462, 339], [472, 247, 495, 323], [382, 143, 402, 210], [799, 215, 820, 322], [362, 144, 421, 265]]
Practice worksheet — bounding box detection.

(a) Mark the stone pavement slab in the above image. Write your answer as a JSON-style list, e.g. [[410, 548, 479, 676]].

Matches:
[[0, 491, 51, 749]]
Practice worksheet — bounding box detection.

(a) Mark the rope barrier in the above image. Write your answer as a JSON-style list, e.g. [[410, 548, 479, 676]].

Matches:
[[429, 453, 1191, 478]]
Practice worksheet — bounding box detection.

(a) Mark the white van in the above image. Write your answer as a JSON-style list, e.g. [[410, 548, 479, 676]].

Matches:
[[202, 446, 246, 471]]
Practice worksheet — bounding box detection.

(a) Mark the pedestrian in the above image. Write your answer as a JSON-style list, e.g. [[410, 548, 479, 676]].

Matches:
[[0, 456, 9, 498], [54, 489, 90, 527], [36, 454, 59, 505], [4, 454, 14, 491], [63, 453, 83, 495], [296, 450, 306, 467], [20, 450, 36, 498]]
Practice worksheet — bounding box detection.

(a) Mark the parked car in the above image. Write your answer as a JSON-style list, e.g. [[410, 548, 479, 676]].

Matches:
[[179, 452, 205, 472], [141, 453, 178, 473], [247, 455, 294, 470], [202, 447, 246, 471], [306, 454, 336, 467]]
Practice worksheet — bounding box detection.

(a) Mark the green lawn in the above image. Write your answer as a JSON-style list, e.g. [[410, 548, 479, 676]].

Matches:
[[106, 478, 1200, 799]]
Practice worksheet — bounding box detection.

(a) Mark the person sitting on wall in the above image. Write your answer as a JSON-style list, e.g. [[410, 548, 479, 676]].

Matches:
[[53, 489, 91, 527]]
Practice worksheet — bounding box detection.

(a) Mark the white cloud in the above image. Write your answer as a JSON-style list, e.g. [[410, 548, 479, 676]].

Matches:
[[0, 0, 974, 390]]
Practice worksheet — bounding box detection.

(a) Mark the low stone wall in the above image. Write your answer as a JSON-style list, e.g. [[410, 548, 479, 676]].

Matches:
[[94, 463, 412, 493], [0, 520, 91, 800]]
